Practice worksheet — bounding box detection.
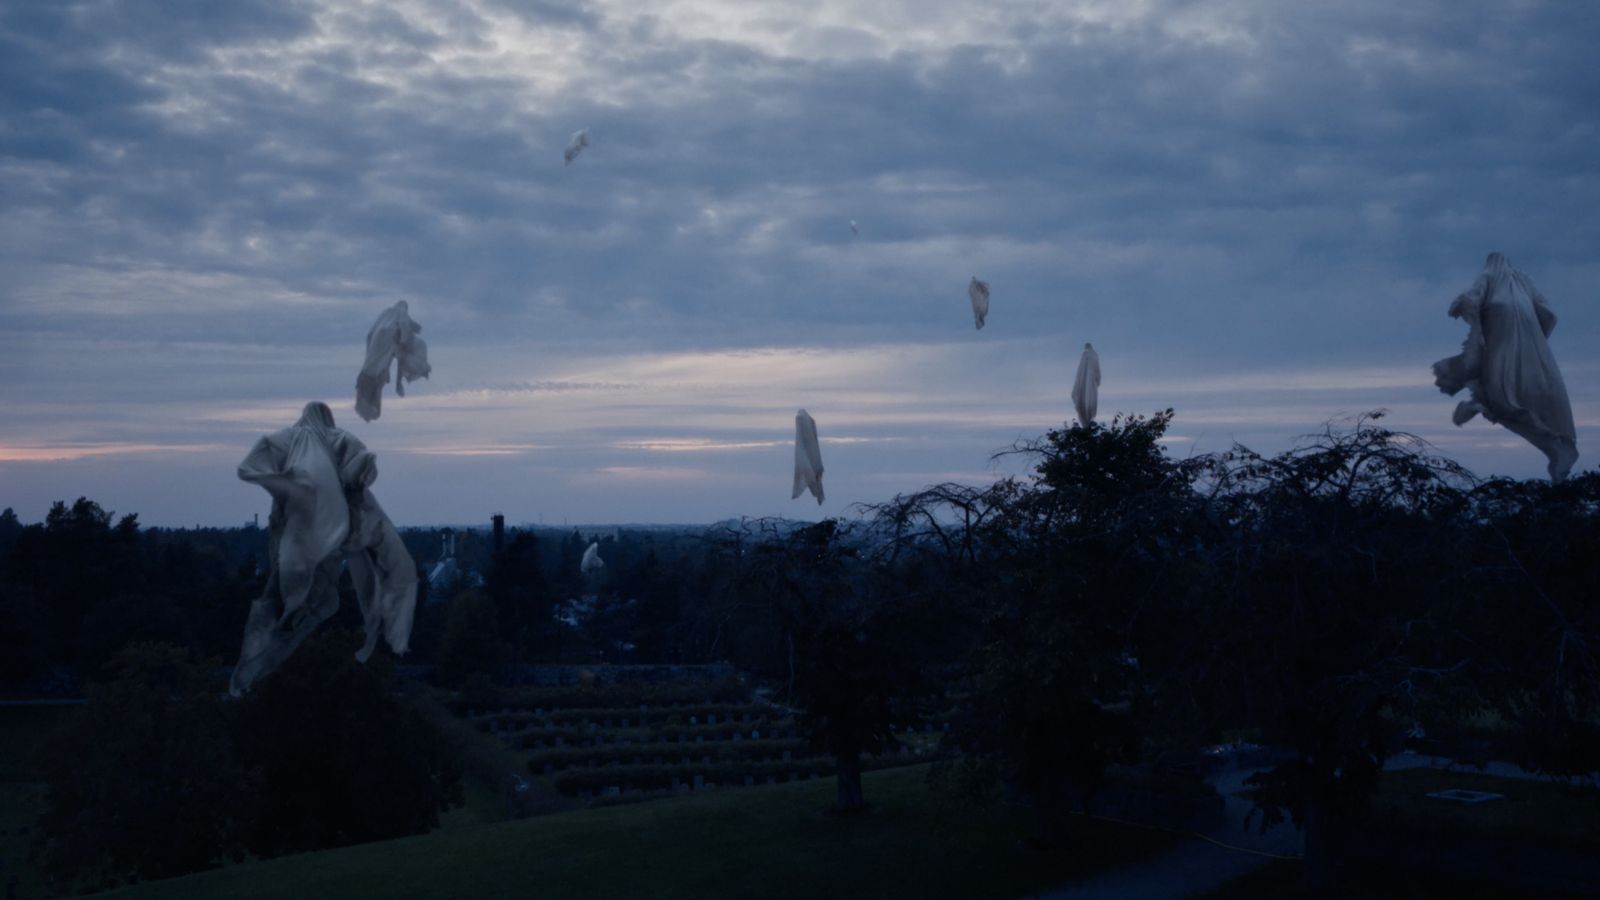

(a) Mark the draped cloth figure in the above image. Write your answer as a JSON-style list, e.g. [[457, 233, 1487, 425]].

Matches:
[[969, 277, 990, 330], [564, 128, 590, 165], [1072, 342, 1100, 427], [231, 402, 417, 696], [581, 541, 605, 574], [355, 301, 431, 423], [792, 409, 825, 505], [1432, 252, 1579, 482]]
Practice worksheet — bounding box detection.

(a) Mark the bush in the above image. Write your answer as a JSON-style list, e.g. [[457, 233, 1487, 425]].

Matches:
[[234, 631, 464, 858]]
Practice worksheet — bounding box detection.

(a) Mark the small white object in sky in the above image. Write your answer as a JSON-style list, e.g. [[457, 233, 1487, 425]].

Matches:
[[565, 128, 590, 165], [231, 402, 416, 696], [850, 220, 859, 236], [1073, 342, 1101, 427], [1432, 252, 1578, 482], [969, 276, 990, 330], [355, 301, 430, 423], [792, 409, 825, 505], [581, 541, 605, 574]]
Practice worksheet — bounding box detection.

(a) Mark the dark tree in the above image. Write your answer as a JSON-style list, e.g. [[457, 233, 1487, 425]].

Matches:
[[435, 588, 513, 687], [233, 631, 463, 858], [34, 644, 246, 891], [716, 520, 926, 812]]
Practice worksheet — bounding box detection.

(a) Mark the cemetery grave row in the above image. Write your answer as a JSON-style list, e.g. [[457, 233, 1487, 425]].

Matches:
[[456, 674, 945, 801]]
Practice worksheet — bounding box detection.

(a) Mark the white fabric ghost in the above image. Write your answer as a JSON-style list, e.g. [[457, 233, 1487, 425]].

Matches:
[[1072, 342, 1101, 427], [969, 276, 990, 330], [355, 301, 431, 423], [850, 220, 859, 236], [1433, 252, 1578, 482], [231, 402, 417, 696], [581, 541, 605, 574], [564, 128, 590, 165], [792, 409, 825, 505]]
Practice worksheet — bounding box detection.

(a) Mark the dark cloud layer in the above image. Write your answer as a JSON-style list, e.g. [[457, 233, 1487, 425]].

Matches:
[[2, 0, 1597, 523]]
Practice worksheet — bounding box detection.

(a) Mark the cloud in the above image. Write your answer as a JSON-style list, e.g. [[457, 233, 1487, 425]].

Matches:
[[0, 442, 230, 462], [2, 0, 1596, 523]]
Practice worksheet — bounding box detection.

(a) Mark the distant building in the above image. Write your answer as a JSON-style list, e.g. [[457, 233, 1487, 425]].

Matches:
[[427, 526, 484, 599]]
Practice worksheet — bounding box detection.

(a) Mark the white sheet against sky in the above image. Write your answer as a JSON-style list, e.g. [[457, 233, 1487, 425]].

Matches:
[[1, 0, 1597, 526]]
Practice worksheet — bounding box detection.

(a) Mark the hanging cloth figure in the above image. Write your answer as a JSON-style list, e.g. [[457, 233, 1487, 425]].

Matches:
[[565, 128, 590, 165], [969, 276, 990, 330], [231, 402, 417, 696], [355, 301, 431, 423], [581, 541, 605, 574], [1432, 252, 1578, 482], [792, 409, 825, 505], [1072, 342, 1100, 427]]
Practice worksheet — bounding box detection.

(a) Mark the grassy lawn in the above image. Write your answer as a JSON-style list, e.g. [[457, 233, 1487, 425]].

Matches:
[[92, 765, 1179, 900], [1207, 768, 1600, 899], [1204, 860, 1591, 899], [1371, 767, 1600, 853]]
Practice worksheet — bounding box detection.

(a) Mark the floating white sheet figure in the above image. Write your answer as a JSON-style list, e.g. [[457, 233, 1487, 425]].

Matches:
[[969, 276, 990, 330], [581, 541, 605, 574], [564, 128, 590, 165], [1433, 252, 1578, 482], [355, 301, 431, 423], [231, 402, 417, 696], [792, 409, 825, 505], [850, 220, 859, 236], [1072, 342, 1101, 427]]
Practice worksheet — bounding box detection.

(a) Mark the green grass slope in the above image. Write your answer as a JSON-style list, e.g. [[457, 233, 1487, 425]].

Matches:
[[93, 765, 1176, 900]]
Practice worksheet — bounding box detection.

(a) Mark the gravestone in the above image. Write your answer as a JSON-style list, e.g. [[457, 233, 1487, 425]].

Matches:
[[752, 730, 760, 739], [693, 774, 705, 790], [708, 714, 716, 724], [782, 750, 791, 761], [604, 786, 620, 797], [744, 775, 754, 786]]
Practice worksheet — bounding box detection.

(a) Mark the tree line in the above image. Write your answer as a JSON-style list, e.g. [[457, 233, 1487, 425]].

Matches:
[[2, 408, 1596, 887]]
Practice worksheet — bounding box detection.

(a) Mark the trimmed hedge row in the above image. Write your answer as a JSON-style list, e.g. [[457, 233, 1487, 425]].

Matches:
[[546, 751, 921, 796], [474, 703, 774, 731], [456, 678, 750, 715], [526, 738, 810, 772], [505, 721, 797, 749]]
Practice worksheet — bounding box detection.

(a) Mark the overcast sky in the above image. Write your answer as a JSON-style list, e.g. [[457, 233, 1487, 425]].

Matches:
[[2, 0, 1597, 527]]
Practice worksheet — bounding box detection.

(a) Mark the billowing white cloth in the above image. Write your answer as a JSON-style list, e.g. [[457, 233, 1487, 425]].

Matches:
[[231, 402, 416, 696], [581, 541, 605, 574], [792, 409, 825, 505], [564, 128, 590, 165], [1072, 342, 1100, 427], [1433, 252, 1578, 481], [969, 276, 990, 330], [355, 301, 431, 423]]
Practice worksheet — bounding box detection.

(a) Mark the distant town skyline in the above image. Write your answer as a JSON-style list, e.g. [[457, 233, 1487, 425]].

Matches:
[[3, 0, 1597, 526]]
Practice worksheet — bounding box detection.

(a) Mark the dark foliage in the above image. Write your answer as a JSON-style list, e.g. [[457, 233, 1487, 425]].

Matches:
[[33, 644, 246, 891], [233, 631, 463, 858]]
